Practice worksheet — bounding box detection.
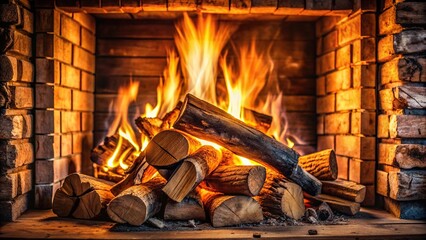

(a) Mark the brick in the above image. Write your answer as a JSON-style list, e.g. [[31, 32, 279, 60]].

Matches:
[[35, 84, 54, 108], [275, 0, 304, 15], [61, 63, 80, 89], [19, 7, 33, 34], [349, 158, 375, 184], [325, 68, 351, 93], [323, 30, 337, 52], [325, 112, 350, 134], [251, 0, 277, 13], [61, 133, 72, 156], [316, 76, 326, 96], [82, 112, 93, 131], [317, 115, 324, 135], [317, 51, 335, 75], [0, 56, 32, 83], [35, 59, 60, 84], [73, 46, 95, 73], [35, 182, 60, 209], [142, 0, 167, 11], [316, 36, 323, 55], [81, 71, 95, 92], [379, 6, 403, 36], [353, 64, 376, 88], [35, 110, 60, 134], [336, 44, 351, 68], [352, 38, 376, 63], [384, 197, 426, 220], [73, 13, 96, 32], [56, 0, 81, 12], [73, 90, 94, 111], [0, 3, 21, 25], [380, 85, 426, 110], [376, 170, 389, 197], [0, 169, 32, 200], [317, 135, 335, 150], [389, 115, 426, 138], [378, 30, 426, 62], [35, 9, 60, 34], [351, 111, 376, 136], [317, 94, 335, 113], [36, 34, 72, 64], [338, 13, 376, 46], [316, 16, 341, 37], [168, 0, 196, 11], [61, 111, 81, 133], [61, 15, 80, 45], [35, 135, 61, 159], [362, 185, 375, 207], [54, 86, 72, 110], [35, 157, 77, 184], [5, 85, 33, 109], [377, 114, 389, 138], [0, 114, 32, 139], [72, 132, 83, 154], [0, 141, 33, 170], [306, 0, 332, 10], [11, 30, 32, 57], [336, 135, 376, 160], [380, 57, 426, 85], [336, 88, 376, 111], [336, 156, 349, 180], [0, 193, 29, 221], [81, 28, 95, 53]]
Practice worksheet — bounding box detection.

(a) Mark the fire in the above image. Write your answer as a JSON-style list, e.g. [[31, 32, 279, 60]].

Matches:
[[102, 13, 298, 172]]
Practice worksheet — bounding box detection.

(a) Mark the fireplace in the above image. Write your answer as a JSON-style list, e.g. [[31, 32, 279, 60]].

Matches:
[[1, 0, 425, 233]]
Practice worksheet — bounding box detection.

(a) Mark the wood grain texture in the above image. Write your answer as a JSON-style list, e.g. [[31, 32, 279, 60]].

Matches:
[[379, 143, 426, 169], [321, 179, 366, 203], [388, 170, 426, 201], [163, 188, 205, 221], [298, 149, 337, 180]]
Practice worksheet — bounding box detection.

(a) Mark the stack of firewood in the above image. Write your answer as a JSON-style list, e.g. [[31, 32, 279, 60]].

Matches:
[[52, 94, 366, 227]]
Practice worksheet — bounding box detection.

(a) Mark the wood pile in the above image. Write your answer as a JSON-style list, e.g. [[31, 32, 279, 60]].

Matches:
[[53, 94, 367, 227]]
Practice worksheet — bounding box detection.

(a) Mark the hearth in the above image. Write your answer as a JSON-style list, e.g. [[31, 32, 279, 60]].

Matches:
[[0, 0, 425, 234]]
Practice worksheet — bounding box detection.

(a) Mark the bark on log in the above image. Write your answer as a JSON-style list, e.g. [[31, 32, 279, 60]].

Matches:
[[305, 193, 361, 216], [135, 117, 163, 139], [389, 169, 426, 201], [107, 177, 166, 226], [162, 146, 222, 202], [145, 129, 201, 168], [243, 108, 273, 133], [163, 188, 206, 221], [201, 189, 263, 227], [173, 94, 322, 195], [52, 173, 114, 219], [321, 179, 366, 203], [298, 149, 337, 181], [203, 165, 266, 196], [317, 202, 333, 221], [256, 171, 305, 220]]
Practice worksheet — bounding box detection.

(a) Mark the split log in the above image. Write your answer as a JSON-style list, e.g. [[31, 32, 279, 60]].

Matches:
[[203, 165, 266, 196], [107, 177, 166, 226], [52, 173, 114, 219], [145, 129, 201, 168], [305, 194, 361, 216], [321, 179, 366, 203], [256, 171, 305, 220], [163, 188, 206, 221], [173, 94, 322, 196], [298, 149, 337, 181], [162, 145, 222, 202], [90, 134, 131, 166], [94, 166, 125, 183], [201, 189, 263, 227]]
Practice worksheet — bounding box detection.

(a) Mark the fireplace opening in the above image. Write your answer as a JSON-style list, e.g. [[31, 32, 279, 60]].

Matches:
[[1, 0, 426, 238]]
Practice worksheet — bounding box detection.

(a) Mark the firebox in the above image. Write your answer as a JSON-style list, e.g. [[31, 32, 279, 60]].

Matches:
[[1, 0, 425, 236]]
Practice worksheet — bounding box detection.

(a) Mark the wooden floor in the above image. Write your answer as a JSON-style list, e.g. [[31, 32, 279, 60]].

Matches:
[[1, 208, 425, 239]]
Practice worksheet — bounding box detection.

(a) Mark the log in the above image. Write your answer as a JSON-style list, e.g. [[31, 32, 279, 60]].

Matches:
[[298, 149, 337, 181], [305, 194, 361, 216], [107, 177, 166, 226], [90, 134, 132, 166], [321, 179, 366, 203], [317, 202, 333, 221], [243, 108, 273, 133], [163, 188, 206, 221], [304, 208, 318, 223], [162, 145, 222, 202], [200, 189, 263, 227], [379, 143, 426, 169], [388, 169, 426, 201], [145, 129, 201, 168], [52, 173, 114, 219], [203, 165, 266, 196], [173, 94, 322, 196], [135, 117, 163, 139], [256, 171, 305, 220]]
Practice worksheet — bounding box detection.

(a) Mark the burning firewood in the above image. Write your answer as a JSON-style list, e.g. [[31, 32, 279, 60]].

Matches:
[[145, 129, 201, 169], [107, 177, 166, 226], [90, 134, 132, 166], [243, 108, 273, 133], [321, 179, 366, 203], [52, 173, 114, 219], [317, 202, 334, 221], [203, 165, 266, 196], [162, 145, 222, 202], [200, 189, 263, 227], [256, 170, 305, 220], [305, 193, 361, 216], [135, 117, 163, 139], [298, 149, 338, 181], [173, 93, 322, 196], [163, 188, 206, 221]]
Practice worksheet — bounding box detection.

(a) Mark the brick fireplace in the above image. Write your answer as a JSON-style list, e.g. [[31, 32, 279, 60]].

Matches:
[[1, 0, 425, 224]]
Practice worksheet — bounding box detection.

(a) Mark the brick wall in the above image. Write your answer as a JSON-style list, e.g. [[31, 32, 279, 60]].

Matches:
[[33, 2, 95, 209], [315, 2, 377, 206], [0, 0, 34, 221], [94, 19, 318, 154], [376, 0, 426, 219]]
